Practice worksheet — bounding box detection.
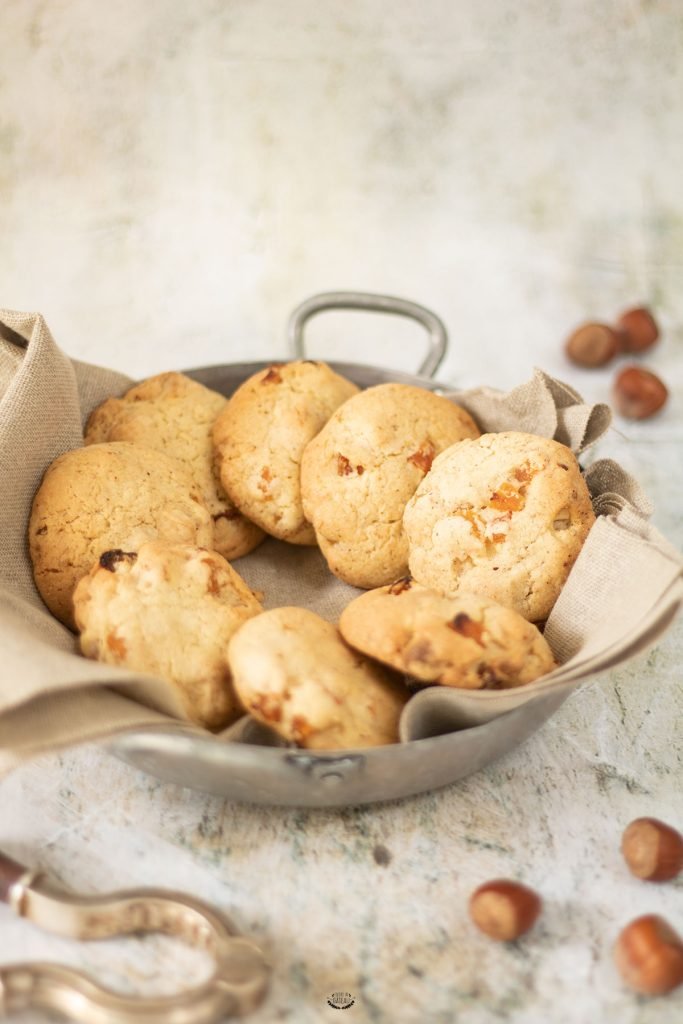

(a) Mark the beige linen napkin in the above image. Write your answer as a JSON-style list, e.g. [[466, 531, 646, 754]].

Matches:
[[1, 309, 681, 773]]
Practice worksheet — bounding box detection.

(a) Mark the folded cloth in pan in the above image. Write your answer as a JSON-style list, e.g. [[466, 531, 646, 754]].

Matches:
[[0, 307, 680, 774]]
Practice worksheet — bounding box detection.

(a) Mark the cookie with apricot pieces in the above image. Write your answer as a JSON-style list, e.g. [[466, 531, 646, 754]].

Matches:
[[403, 431, 595, 622], [74, 541, 262, 729], [212, 361, 359, 545], [85, 371, 264, 560], [227, 606, 407, 748], [339, 580, 557, 689], [300, 383, 480, 588]]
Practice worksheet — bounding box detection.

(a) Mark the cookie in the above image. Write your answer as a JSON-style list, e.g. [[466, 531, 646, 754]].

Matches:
[[403, 431, 596, 621], [74, 542, 263, 729], [339, 580, 557, 688], [85, 372, 264, 560], [227, 607, 408, 749], [29, 441, 214, 629], [300, 383, 480, 588], [212, 361, 359, 545]]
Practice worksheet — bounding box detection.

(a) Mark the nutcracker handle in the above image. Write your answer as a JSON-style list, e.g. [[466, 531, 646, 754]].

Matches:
[[0, 851, 32, 906], [0, 848, 269, 1022]]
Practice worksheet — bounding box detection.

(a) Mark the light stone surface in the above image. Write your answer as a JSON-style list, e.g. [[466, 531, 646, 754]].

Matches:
[[1, 2, 682, 1022]]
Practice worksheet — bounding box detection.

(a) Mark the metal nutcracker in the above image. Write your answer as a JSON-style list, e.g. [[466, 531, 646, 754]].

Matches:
[[0, 849, 269, 1022]]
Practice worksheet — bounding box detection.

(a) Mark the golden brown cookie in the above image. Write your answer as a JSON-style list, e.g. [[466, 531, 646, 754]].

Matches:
[[212, 361, 359, 545], [339, 580, 557, 688], [74, 542, 262, 729], [403, 431, 596, 621], [85, 372, 264, 560], [300, 383, 480, 588], [29, 441, 213, 629], [227, 607, 408, 748]]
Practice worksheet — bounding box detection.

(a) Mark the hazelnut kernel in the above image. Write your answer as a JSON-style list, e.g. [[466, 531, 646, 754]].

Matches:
[[565, 322, 620, 368], [614, 915, 683, 996], [612, 366, 668, 420], [617, 307, 660, 353], [621, 818, 683, 882], [468, 879, 541, 941]]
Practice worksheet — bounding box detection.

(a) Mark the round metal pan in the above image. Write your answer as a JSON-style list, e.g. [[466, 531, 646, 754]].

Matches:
[[109, 292, 571, 807]]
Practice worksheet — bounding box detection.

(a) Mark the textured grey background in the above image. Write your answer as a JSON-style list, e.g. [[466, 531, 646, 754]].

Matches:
[[2, 1, 682, 394]]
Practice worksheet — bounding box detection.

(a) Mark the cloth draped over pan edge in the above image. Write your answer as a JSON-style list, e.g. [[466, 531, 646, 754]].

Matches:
[[0, 308, 681, 774]]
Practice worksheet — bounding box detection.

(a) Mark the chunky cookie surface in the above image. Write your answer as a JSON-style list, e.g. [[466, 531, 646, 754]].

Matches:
[[227, 606, 407, 748], [300, 383, 480, 588], [85, 371, 263, 560], [339, 580, 557, 688], [212, 361, 359, 545], [74, 541, 263, 729], [403, 431, 595, 621], [29, 441, 213, 629]]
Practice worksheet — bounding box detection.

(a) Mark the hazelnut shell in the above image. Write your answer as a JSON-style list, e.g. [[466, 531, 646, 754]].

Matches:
[[565, 322, 620, 368], [614, 915, 683, 996], [469, 879, 541, 941], [617, 307, 660, 354], [612, 366, 668, 420], [621, 818, 683, 881]]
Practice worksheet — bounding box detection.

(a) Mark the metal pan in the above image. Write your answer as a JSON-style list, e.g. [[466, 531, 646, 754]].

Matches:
[[110, 292, 571, 807]]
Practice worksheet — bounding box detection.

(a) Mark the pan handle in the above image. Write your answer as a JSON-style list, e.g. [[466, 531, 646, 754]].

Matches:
[[287, 291, 448, 379]]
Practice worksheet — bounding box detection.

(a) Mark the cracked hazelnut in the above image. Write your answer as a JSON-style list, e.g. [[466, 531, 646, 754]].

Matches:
[[565, 322, 621, 368], [614, 915, 683, 996], [617, 307, 660, 353], [468, 879, 541, 941], [621, 818, 683, 882], [613, 366, 668, 420]]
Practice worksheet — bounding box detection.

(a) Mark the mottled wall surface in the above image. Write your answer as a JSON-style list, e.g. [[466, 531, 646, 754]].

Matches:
[[2, 1, 682, 391]]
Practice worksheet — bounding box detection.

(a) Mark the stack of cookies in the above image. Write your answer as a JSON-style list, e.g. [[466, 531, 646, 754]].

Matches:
[[28, 360, 596, 750]]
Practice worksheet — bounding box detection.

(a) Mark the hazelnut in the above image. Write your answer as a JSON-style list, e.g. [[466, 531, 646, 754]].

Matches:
[[621, 818, 683, 882], [565, 322, 621, 368], [613, 366, 668, 420], [468, 879, 541, 941], [614, 915, 683, 996], [617, 307, 660, 353]]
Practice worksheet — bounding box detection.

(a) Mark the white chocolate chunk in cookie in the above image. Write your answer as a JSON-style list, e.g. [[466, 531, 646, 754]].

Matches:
[[227, 606, 408, 749], [73, 541, 263, 729], [339, 580, 557, 689], [403, 431, 595, 621]]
